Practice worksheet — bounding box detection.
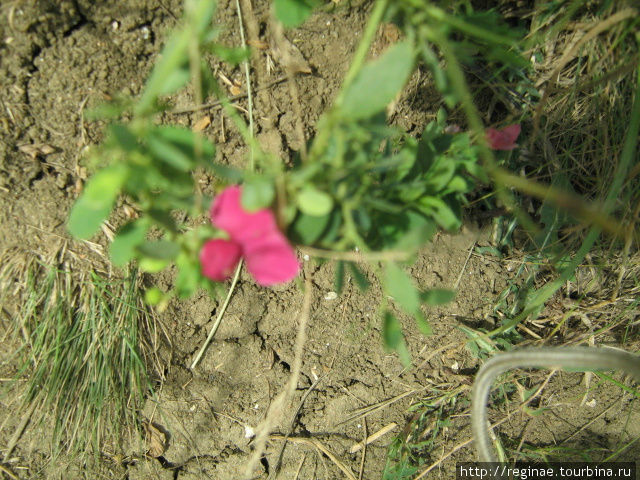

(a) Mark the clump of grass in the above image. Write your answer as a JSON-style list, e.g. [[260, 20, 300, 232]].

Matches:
[[0, 247, 163, 457], [528, 1, 639, 234]]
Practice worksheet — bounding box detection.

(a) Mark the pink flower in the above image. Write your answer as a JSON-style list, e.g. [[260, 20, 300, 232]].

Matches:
[[200, 186, 300, 286], [486, 124, 521, 150], [200, 239, 242, 281]]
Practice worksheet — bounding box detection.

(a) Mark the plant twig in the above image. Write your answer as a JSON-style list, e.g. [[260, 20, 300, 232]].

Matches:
[[3, 401, 37, 462], [168, 77, 287, 114], [190, 261, 243, 369], [270, 435, 358, 480], [243, 276, 313, 479], [299, 246, 411, 262], [235, 0, 255, 169]]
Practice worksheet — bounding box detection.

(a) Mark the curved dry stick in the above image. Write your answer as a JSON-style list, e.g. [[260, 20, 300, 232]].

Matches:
[[471, 347, 640, 462]]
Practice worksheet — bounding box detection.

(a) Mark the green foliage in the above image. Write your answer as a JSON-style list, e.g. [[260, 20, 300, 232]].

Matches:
[[383, 310, 411, 367], [242, 176, 276, 211], [274, 0, 317, 28], [68, 0, 485, 354], [68, 164, 129, 239], [296, 185, 334, 216], [341, 41, 414, 119], [383, 391, 461, 479], [384, 263, 432, 336]]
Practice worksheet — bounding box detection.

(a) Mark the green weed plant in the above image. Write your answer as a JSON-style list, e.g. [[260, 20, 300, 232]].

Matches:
[[64, 0, 639, 472], [67, 0, 491, 364]]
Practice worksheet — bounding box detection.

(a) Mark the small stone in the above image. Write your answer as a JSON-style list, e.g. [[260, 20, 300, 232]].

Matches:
[[324, 291, 337, 301]]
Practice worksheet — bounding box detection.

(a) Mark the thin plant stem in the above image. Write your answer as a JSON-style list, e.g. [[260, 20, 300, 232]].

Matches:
[[190, 261, 243, 369], [471, 347, 640, 462], [235, 0, 255, 169]]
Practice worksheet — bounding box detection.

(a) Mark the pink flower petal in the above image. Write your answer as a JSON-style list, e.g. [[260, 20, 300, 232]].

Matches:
[[210, 186, 278, 244], [243, 231, 300, 286], [200, 238, 242, 281], [486, 124, 521, 150]]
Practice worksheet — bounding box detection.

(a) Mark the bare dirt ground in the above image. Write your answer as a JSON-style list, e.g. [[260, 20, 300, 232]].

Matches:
[[1, 1, 639, 479]]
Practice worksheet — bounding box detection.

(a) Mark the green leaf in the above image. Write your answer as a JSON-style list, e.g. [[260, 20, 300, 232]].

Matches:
[[137, 30, 190, 113], [296, 186, 333, 217], [110, 219, 149, 267], [392, 211, 437, 251], [147, 208, 178, 233], [68, 164, 129, 239], [209, 164, 244, 182], [147, 133, 194, 171], [189, 0, 218, 37], [175, 253, 201, 299], [413, 311, 432, 336], [348, 262, 370, 291], [136, 240, 180, 260], [442, 175, 470, 194], [145, 287, 165, 305], [290, 212, 330, 244], [138, 257, 170, 273], [424, 158, 457, 193], [108, 124, 139, 151], [421, 288, 455, 306], [382, 310, 411, 367], [210, 45, 251, 65], [274, 0, 316, 28], [200, 60, 216, 100], [342, 41, 414, 120], [458, 326, 498, 356], [316, 209, 342, 248], [418, 196, 461, 231], [242, 177, 275, 211], [85, 100, 130, 120], [154, 126, 215, 163], [384, 263, 420, 315]]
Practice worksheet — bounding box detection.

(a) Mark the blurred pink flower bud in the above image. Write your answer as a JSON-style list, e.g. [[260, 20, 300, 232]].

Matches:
[[200, 238, 242, 281], [201, 185, 300, 286], [486, 124, 521, 150], [243, 230, 301, 287], [210, 185, 277, 244]]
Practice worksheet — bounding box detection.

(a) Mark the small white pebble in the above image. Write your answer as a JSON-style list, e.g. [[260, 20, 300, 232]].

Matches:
[[254, 404, 259, 410], [111, 20, 119, 31], [354, 246, 360, 252], [451, 361, 459, 372], [189, 404, 196, 412], [244, 425, 255, 438], [585, 399, 597, 408], [141, 26, 150, 40], [303, 254, 310, 261], [324, 291, 338, 301]]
